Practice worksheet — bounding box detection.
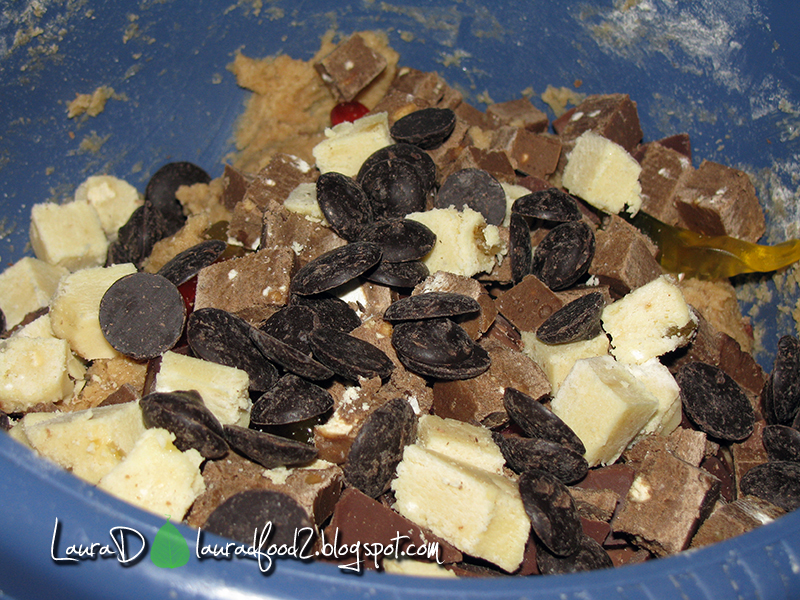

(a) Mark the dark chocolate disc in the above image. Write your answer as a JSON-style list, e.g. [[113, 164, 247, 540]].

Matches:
[[290, 242, 382, 296], [309, 327, 394, 382], [739, 460, 800, 512], [519, 469, 583, 557], [764, 335, 800, 425], [535, 534, 613, 575], [383, 292, 481, 322], [250, 326, 334, 382], [363, 260, 429, 288], [530, 220, 595, 291], [395, 343, 490, 381], [511, 189, 582, 222], [99, 272, 186, 360], [762, 425, 800, 463], [359, 158, 427, 220], [357, 219, 436, 263], [106, 201, 170, 268], [343, 397, 417, 498], [435, 168, 507, 226], [187, 308, 278, 392], [223, 424, 317, 469], [316, 171, 374, 241], [250, 373, 334, 426], [157, 239, 227, 286], [390, 107, 456, 150], [289, 293, 362, 333], [676, 362, 756, 442], [203, 489, 313, 547], [392, 318, 475, 366], [509, 212, 532, 284], [494, 434, 588, 484], [259, 305, 320, 354], [503, 387, 585, 454], [145, 161, 210, 235], [357, 143, 437, 194], [536, 291, 605, 344]]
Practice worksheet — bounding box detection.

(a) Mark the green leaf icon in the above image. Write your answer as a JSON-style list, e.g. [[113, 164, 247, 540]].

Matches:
[[151, 518, 190, 569]]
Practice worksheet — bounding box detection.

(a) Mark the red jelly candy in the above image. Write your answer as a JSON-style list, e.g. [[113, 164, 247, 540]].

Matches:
[[330, 101, 369, 126]]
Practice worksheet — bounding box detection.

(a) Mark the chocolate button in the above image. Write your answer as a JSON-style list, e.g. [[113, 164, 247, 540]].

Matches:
[[392, 318, 475, 366], [530, 220, 595, 291], [223, 424, 318, 469], [519, 469, 583, 557], [357, 143, 437, 195], [535, 534, 613, 574], [494, 434, 588, 484], [99, 272, 185, 360], [363, 260, 429, 288], [764, 335, 800, 425], [157, 239, 227, 286], [250, 326, 334, 382], [106, 201, 170, 268], [316, 171, 374, 241], [435, 168, 507, 226], [360, 158, 427, 220], [383, 292, 480, 322], [289, 293, 361, 333], [145, 161, 210, 235], [739, 460, 800, 512], [762, 425, 800, 463], [396, 344, 490, 380], [512, 189, 582, 222], [308, 326, 395, 382], [509, 213, 532, 283], [250, 373, 334, 426], [357, 219, 436, 263], [389, 107, 456, 150], [536, 291, 605, 344], [290, 242, 382, 296], [503, 388, 586, 454], [259, 305, 320, 354]]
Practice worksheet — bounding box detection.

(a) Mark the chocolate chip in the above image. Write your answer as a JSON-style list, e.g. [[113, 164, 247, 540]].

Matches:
[[383, 292, 481, 322], [530, 220, 595, 291], [316, 172, 374, 241], [290, 242, 382, 296], [157, 239, 227, 286], [343, 398, 417, 498], [739, 460, 800, 512], [435, 168, 506, 226], [223, 424, 318, 469], [511, 189, 582, 222], [107, 201, 170, 268], [250, 326, 334, 382], [99, 272, 186, 361], [519, 469, 583, 557], [203, 489, 313, 547], [145, 161, 210, 235], [357, 219, 436, 263], [308, 326, 394, 382], [764, 335, 800, 425], [676, 362, 755, 442], [140, 390, 228, 459], [395, 344, 490, 380], [363, 260, 429, 288], [0, 410, 9, 431], [389, 107, 456, 150], [187, 308, 278, 392], [763, 425, 800, 463], [536, 291, 605, 344], [509, 213, 532, 283], [250, 373, 334, 426], [289, 293, 362, 333], [535, 534, 613, 575], [392, 318, 475, 366], [503, 388, 585, 454], [357, 143, 437, 195], [359, 158, 427, 220], [494, 434, 588, 484], [259, 305, 320, 354]]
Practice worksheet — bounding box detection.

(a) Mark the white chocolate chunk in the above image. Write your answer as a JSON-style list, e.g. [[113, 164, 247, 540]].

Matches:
[[627, 358, 682, 437], [283, 182, 328, 224], [155, 351, 251, 427], [500, 181, 531, 227], [312, 112, 392, 177], [391, 444, 529, 573], [521, 330, 610, 393], [406, 207, 506, 277], [29, 200, 109, 271], [550, 356, 658, 467], [383, 558, 458, 578], [0, 337, 74, 412], [49, 263, 137, 361], [562, 131, 642, 216], [601, 275, 697, 365], [13, 312, 55, 339], [416, 414, 505, 475], [24, 401, 146, 484], [0, 256, 67, 329], [74, 175, 142, 239], [98, 428, 205, 518]]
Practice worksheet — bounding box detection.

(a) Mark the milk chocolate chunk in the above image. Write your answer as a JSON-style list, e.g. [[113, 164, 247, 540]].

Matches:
[[512, 189, 582, 223], [764, 335, 800, 425], [357, 143, 437, 195], [357, 219, 436, 263], [290, 242, 382, 296], [536, 534, 614, 574], [530, 221, 595, 291], [250, 326, 334, 382], [290, 293, 361, 333], [145, 161, 210, 235], [259, 305, 319, 354], [250, 373, 333, 426], [444, 145, 517, 185], [560, 94, 642, 153], [140, 390, 228, 459], [363, 260, 429, 288], [509, 213, 532, 284], [343, 397, 417, 498], [637, 142, 694, 226], [309, 327, 394, 382], [691, 495, 786, 548], [390, 107, 457, 150], [157, 239, 227, 287], [519, 470, 582, 557], [314, 33, 387, 101], [107, 201, 170, 268], [676, 362, 755, 442], [435, 168, 506, 226], [536, 291, 604, 344], [204, 489, 313, 547], [495, 434, 588, 484], [763, 425, 800, 463], [504, 387, 585, 454], [316, 172, 373, 242], [739, 461, 800, 511], [495, 274, 564, 333], [223, 424, 317, 469], [384, 292, 480, 322], [487, 97, 549, 132], [99, 272, 186, 361], [491, 127, 561, 179]]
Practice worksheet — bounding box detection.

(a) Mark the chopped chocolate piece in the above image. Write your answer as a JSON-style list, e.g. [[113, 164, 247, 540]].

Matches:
[[676, 362, 756, 442], [763, 424, 800, 463], [570, 487, 619, 522], [581, 517, 612, 547], [309, 327, 394, 382], [290, 242, 382, 296], [444, 146, 517, 184], [574, 463, 635, 500], [435, 168, 506, 226], [503, 387, 585, 454], [739, 461, 800, 512], [535, 534, 613, 574], [316, 171, 373, 241], [290, 293, 361, 333], [261, 199, 346, 268], [357, 143, 437, 195], [390, 68, 461, 109], [99, 272, 186, 361], [509, 213, 532, 284], [227, 196, 264, 249], [250, 326, 334, 382], [363, 260, 429, 288], [637, 142, 694, 226], [691, 495, 786, 548], [496, 434, 588, 484], [519, 469, 583, 556], [97, 382, 141, 407], [157, 239, 227, 287], [763, 335, 800, 425], [656, 133, 692, 158], [384, 292, 480, 322], [203, 489, 313, 547], [357, 219, 436, 263], [314, 34, 388, 102], [560, 94, 643, 153], [343, 397, 417, 498], [731, 420, 768, 493], [223, 424, 318, 469], [512, 188, 582, 222], [250, 373, 333, 426], [390, 107, 457, 150], [486, 98, 548, 133], [145, 161, 210, 235], [536, 291, 605, 344], [531, 220, 595, 291], [220, 164, 251, 211], [700, 454, 736, 503], [360, 158, 427, 220], [259, 305, 319, 354], [495, 274, 564, 333], [492, 127, 561, 178]]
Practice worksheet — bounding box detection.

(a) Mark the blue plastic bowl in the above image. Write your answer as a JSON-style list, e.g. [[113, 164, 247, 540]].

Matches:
[[1, 1, 799, 598]]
